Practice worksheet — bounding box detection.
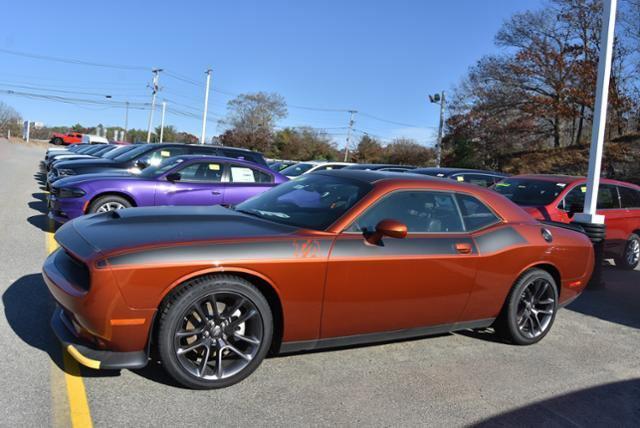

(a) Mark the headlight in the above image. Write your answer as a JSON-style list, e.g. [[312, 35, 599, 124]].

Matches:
[[58, 188, 86, 198], [57, 169, 76, 176]]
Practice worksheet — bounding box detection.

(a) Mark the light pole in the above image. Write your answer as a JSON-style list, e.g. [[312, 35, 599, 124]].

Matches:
[[201, 69, 212, 145], [429, 91, 445, 168], [159, 101, 167, 143], [124, 101, 129, 142], [146, 68, 162, 143], [572, 0, 617, 287], [343, 110, 357, 162]]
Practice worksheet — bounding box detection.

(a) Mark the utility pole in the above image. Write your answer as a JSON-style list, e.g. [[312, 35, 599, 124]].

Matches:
[[159, 101, 167, 143], [200, 69, 212, 145], [146, 68, 162, 143], [429, 91, 445, 168], [344, 110, 357, 162], [124, 101, 129, 142]]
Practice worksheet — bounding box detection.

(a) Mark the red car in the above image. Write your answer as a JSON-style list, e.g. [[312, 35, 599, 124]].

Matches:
[[50, 132, 83, 145], [44, 171, 594, 389], [494, 175, 640, 270]]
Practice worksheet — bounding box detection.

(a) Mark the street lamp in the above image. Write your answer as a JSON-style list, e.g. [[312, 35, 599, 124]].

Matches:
[[429, 91, 445, 168]]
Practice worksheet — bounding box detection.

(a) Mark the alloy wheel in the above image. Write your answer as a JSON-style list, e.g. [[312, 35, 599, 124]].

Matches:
[[516, 278, 555, 339], [625, 239, 640, 267], [97, 201, 126, 212], [173, 292, 263, 380]]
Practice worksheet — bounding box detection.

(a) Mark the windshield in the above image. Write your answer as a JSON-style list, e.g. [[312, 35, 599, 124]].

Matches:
[[139, 157, 185, 178], [235, 174, 372, 230], [102, 145, 135, 159], [280, 163, 316, 177], [494, 178, 567, 206], [113, 144, 151, 162]]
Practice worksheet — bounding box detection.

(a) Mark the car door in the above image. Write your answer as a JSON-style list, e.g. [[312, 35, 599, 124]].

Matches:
[[222, 163, 275, 206], [321, 190, 479, 339], [154, 161, 225, 206]]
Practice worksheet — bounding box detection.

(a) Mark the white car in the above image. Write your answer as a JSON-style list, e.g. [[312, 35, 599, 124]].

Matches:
[[280, 161, 354, 179]]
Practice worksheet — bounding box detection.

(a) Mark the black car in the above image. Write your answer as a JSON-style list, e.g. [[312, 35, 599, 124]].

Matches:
[[46, 144, 121, 171], [408, 167, 507, 187], [48, 143, 267, 185], [343, 163, 416, 171]]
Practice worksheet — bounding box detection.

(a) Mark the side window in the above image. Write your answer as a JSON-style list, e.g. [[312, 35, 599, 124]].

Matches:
[[597, 184, 619, 209], [618, 186, 640, 208], [230, 165, 273, 184], [456, 174, 494, 187], [143, 147, 189, 166], [563, 186, 585, 212], [455, 194, 500, 231], [315, 165, 346, 171], [347, 191, 464, 233], [177, 162, 223, 183]]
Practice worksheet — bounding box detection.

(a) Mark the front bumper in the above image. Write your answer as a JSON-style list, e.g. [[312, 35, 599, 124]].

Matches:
[[48, 194, 86, 223], [51, 307, 148, 370]]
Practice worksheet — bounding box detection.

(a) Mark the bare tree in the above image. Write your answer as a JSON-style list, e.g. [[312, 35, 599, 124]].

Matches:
[[0, 102, 22, 137]]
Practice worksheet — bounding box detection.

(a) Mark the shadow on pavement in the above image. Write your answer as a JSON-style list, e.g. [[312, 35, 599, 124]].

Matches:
[[26, 191, 54, 232], [567, 265, 640, 330], [473, 379, 640, 426], [2, 273, 118, 378]]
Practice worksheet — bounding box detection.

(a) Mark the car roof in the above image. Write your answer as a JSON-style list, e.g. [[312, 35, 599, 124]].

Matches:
[[315, 169, 444, 184], [509, 174, 640, 188], [165, 154, 269, 168], [412, 167, 507, 176], [343, 163, 414, 170]]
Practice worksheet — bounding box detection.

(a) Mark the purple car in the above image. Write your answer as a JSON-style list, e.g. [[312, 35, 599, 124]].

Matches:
[[48, 155, 288, 223]]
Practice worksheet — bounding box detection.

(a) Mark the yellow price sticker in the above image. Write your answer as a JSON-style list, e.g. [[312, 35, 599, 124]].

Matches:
[[581, 186, 587, 193], [456, 176, 465, 182], [209, 164, 220, 170], [160, 150, 171, 157]]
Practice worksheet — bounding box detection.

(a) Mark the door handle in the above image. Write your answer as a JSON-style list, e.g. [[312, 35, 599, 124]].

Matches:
[[455, 242, 473, 254], [211, 191, 221, 195]]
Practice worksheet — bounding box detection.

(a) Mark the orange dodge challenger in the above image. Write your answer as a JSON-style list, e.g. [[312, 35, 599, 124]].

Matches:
[[43, 170, 594, 389]]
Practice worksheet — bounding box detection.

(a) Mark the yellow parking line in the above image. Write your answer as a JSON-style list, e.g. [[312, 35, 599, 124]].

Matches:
[[46, 215, 93, 428]]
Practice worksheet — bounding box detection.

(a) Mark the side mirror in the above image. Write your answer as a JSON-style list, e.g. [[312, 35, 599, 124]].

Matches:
[[365, 219, 408, 245], [166, 172, 181, 182]]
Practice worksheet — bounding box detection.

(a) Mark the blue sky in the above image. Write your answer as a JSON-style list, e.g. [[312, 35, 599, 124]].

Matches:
[[1, 0, 543, 145]]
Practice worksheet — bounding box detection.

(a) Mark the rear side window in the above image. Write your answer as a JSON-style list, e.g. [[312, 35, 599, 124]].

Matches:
[[619, 186, 640, 208], [455, 194, 500, 231], [177, 162, 223, 183], [597, 184, 620, 209], [347, 191, 464, 233], [230, 165, 273, 183]]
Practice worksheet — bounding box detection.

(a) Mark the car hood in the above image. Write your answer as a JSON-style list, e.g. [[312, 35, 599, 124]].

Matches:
[[53, 158, 118, 170], [53, 171, 140, 187], [56, 205, 301, 257]]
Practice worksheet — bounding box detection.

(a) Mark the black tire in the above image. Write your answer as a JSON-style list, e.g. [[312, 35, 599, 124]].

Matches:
[[614, 233, 640, 270], [52, 137, 63, 145], [157, 274, 273, 389], [494, 269, 558, 345], [87, 194, 132, 214]]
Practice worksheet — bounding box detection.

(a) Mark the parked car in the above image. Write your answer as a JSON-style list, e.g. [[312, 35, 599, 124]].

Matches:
[[49, 132, 83, 145], [410, 167, 507, 187], [46, 144, 121, 171], [493, 174, 640, 269], [44, 170, 593, 389], [279, 161, 354, 178], [47, 143, 267, 186], [48, 155, 287, 223], [81, 134, 110, 145], [343, 163, 416, 171]]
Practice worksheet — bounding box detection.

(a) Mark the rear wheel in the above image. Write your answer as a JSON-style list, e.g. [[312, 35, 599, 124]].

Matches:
[[614, 233, 640, 271], [87, 194, 132, 214], [52, 137, 63, 145], [494, 269, 558, 345], [157, 275, 273, 389]]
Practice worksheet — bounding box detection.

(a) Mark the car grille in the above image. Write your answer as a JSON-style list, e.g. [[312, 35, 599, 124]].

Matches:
[[53, 249, 91, 292]]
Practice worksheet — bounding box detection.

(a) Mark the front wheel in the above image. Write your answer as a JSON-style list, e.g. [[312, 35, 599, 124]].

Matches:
[[87, 194, 132, 214], [614, 233, 640, 271], [157, 275, 273, 389], [52, 137, 63, 145], [494, 269, 558, 345]]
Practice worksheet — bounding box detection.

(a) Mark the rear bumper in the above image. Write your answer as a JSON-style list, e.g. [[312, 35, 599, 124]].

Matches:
[[51, 307, 148, 370]]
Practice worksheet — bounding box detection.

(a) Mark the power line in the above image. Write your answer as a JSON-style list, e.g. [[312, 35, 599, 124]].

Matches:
[[0, 48, 148, 71]]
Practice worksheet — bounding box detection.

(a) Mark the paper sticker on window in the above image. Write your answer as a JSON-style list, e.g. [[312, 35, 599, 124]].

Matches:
[[437, 173, 445, 177], [326, 166, 333, 170], [209, 164, 220, 170], [581, 186, 587, 193], [456, 176, 464, 182], [160, 150, 171, 157], [495, 182, 510, 187], [556, 183, 566, 188], [231, 167, 256, 183]]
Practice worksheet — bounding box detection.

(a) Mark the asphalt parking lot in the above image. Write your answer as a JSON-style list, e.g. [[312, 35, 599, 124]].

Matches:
[[0, 138, 639, 427]]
